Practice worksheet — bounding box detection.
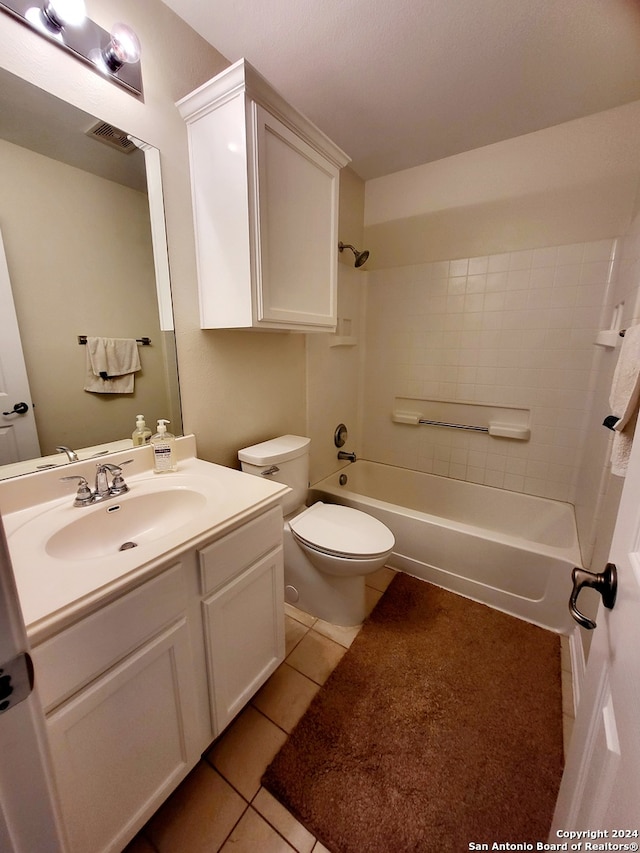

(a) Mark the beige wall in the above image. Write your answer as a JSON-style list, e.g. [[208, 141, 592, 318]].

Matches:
[[338, 166, 366, 265], [1, 0, 306, 470], [364, 101, 640, 268], [364, 177, 635, 270], [0, 139, 168, 454], [305, 166, 367, 485], [306, 263, 367, 485]]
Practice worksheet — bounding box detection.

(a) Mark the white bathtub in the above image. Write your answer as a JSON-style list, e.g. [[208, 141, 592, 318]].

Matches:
[[309, 461, 581, 633]]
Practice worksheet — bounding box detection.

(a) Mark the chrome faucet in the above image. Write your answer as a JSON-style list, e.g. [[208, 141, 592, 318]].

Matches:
[[61, 460, 133, 506], [96, 462, 131, 498], [95, 463, 115, 498], [55, 445, 79, 462], [337, 450, 357, 463]]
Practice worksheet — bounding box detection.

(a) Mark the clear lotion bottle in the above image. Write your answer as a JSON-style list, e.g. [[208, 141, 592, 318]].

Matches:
[[151, 419, 177, 473]]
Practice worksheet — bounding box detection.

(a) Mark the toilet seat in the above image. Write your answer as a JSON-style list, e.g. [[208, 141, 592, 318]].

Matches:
[[289, 502, 395, 559]]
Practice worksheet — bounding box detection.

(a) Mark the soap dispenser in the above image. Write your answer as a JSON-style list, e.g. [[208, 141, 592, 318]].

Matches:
[[151, 419, 177, 472], [132, 414, 152, 446]]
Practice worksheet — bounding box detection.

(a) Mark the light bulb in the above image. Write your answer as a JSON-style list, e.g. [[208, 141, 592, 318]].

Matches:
[[102, 22, 141, 71], [41, 0, 86, 29]]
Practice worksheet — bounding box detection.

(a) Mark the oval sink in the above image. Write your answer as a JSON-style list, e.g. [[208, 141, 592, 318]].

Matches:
[[45, 488, 207, 560]]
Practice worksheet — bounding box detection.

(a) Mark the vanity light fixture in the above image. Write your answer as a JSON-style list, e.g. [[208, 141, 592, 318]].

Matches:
[[0, 0, 143, 96], [32, 0, 86, 33], [100, 22, 141, 72]]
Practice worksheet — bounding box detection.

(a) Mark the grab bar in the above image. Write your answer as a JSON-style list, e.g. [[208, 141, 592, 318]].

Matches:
[[418, 419, 488, 433], [391, 411, 530, 440]]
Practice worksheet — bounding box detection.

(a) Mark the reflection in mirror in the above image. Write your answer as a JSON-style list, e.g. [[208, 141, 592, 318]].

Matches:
[[0, 68, 182, 480]]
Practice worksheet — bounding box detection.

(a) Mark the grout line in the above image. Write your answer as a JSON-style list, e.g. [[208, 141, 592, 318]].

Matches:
[[216, 801, 251, 853], [249, 701, 292, 738], [249, 793, 304, 852], [200, 756, 254, 806]]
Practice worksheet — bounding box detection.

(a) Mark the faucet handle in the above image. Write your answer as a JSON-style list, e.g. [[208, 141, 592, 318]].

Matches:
[[105, 459, 133, 495], [60, 475, 93, 506], [99, 459, 134, 473]]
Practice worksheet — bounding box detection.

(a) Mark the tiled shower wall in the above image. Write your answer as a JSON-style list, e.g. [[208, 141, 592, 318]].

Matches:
[[362, 238, 616, 504], [575, 211, 640, 566]]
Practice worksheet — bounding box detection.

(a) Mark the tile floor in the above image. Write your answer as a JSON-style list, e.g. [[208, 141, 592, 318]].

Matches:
[[125, 568, 574, 853], [124, 568, 393, 853]]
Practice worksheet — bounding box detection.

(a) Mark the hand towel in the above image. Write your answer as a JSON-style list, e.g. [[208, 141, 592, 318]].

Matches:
[[609, 324, 640, 476], [84, 337, 141, 394]]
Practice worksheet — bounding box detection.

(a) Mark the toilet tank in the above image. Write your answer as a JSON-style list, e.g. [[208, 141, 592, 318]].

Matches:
[[238, 435, 310, 516]]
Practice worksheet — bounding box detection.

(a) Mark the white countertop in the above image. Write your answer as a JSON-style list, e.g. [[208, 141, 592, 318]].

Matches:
[[0, 436, 289, 644]]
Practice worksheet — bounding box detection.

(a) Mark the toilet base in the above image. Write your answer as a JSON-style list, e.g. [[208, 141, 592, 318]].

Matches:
[[283, 526, 368, 626]]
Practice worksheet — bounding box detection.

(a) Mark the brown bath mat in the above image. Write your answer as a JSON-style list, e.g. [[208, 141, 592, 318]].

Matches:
[[263, 573, 564, 852]]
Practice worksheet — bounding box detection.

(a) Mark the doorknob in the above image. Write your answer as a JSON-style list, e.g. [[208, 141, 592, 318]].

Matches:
[[569, 562, 617, 630], [2, 402, 29, 416]]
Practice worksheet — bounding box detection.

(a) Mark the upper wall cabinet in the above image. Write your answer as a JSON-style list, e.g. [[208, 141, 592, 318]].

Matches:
[[177, 59, 350, 332]]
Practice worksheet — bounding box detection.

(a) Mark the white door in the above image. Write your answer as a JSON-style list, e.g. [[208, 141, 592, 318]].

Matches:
[[0, 517, 65, 852], [0, 227, 40, 465], [551, 433, 640, 830]]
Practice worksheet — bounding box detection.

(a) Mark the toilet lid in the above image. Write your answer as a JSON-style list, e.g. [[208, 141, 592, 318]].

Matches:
[[290, 502, 395, 559]]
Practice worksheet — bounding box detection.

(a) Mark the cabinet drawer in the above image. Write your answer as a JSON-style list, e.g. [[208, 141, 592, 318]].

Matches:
[[32, 563, 186, 712], [199, 507, 282, 595]]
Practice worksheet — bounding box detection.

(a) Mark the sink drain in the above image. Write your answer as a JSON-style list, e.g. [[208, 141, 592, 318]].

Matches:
[[119, 541, 138, 551]]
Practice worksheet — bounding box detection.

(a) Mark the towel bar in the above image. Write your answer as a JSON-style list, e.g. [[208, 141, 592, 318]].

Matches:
[[78, 336, 151, 345]]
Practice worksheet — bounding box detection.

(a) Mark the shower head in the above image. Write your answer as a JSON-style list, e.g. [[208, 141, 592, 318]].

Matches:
[[339, 242, 370, 268]]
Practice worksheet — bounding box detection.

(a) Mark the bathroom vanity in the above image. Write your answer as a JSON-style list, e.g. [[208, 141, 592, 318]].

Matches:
[[177, 58, 350, 332], [0, 436, 288, 853]]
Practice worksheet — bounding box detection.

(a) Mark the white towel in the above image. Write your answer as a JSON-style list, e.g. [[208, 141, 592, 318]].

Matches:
[[84, 337, 141, 394], [609, 324, 640, 476]]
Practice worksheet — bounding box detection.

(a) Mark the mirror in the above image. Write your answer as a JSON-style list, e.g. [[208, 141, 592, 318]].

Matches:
[[0, 67, 182, 480]]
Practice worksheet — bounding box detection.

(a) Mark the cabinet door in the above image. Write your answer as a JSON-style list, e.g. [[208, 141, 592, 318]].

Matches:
[[46, 619, 199, 853], [203, 547, 285, 733], [253, 104, 339, 330]]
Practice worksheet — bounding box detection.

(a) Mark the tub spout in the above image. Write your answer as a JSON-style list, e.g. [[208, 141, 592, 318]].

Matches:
[[337, 450, 357, 463]]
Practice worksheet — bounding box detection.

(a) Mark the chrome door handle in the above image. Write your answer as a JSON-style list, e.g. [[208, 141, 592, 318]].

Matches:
[[569, 562, 617, 630]]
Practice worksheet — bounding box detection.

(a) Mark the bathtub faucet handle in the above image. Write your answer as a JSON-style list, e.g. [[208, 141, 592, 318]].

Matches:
[[337, 450, 357, 463]]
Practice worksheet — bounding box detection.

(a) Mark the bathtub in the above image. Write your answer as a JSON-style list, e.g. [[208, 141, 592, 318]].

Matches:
[[309, 461, 581, 633]]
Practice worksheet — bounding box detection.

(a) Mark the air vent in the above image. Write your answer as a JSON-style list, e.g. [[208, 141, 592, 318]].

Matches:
[[85, 121, 137, 154]]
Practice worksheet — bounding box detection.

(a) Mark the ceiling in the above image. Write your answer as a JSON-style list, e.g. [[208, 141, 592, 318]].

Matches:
[[163, 0, 640, 181], [0, 68, 147, 190]]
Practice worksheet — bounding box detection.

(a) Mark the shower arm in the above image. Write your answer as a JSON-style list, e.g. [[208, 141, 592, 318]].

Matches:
[[338, 241, 370, 268]]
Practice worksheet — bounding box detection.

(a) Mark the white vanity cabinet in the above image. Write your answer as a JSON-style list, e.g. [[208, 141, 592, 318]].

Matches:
[[199, 507, 284, 733], [27, 505, 285, 853], [31, 563, 201, 853], [177, 58, 350, 332]]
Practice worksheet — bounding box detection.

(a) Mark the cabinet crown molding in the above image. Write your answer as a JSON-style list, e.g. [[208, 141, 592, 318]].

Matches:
[[177, 57, 350, 171]]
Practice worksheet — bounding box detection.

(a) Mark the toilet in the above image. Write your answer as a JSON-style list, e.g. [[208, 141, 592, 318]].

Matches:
[[238, 435, 395, 626]]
